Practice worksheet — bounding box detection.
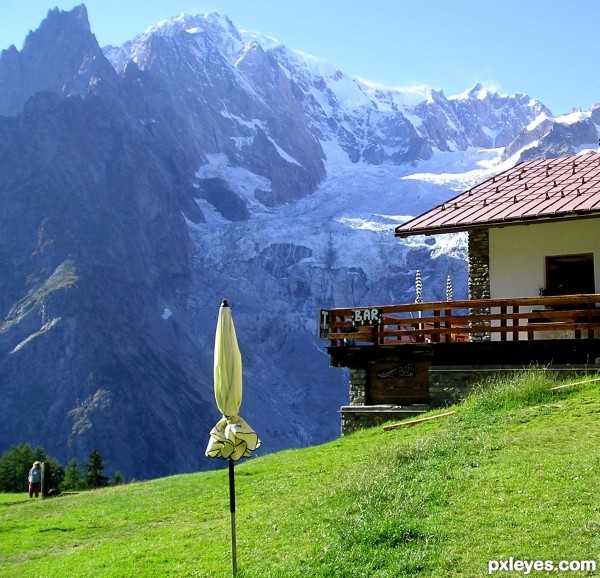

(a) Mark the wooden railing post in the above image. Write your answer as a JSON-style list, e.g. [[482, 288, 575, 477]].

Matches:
[[526, 303, 534, 340], [433, 310, 440, 343], [512, 305, 519, 341], [500, 305, 507, 342], [443, 309, 451, 343]]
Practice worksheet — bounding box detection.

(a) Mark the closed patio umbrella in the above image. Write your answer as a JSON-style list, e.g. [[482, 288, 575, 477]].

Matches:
[[414, 270, 424, 339], [206, 299, 261, 576], [415, 270, 423, 304], [446, 275, 453, 301]]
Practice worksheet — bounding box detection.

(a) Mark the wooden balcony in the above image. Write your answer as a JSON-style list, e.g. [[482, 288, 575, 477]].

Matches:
[[324, 294, 600, 429], [320, 294, 600, 349]]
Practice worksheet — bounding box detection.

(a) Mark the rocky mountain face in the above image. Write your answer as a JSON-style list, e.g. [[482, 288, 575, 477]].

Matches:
[[0, 5, 597, 480], [0, 6, 117, 116], [502, 106, 600, 162]]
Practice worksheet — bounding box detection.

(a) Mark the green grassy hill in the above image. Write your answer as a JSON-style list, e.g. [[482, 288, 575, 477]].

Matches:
[[2, 371, 600, 577]]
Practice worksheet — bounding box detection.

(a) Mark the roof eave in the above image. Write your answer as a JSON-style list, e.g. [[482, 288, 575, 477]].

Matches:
[[395, 211, 600, 238]]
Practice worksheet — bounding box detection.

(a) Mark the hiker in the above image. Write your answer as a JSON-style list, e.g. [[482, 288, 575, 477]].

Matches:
[[28, 461, 42, 498]]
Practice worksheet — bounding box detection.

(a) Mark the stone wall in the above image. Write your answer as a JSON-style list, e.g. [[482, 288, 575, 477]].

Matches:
[[429, 365, 504, 406], [340, 405, 427, 435], [341, 367, 427, 434], [468, 228, 490, 299], [468, 229, 491, 341], [348, 368, 367, 405], [429, 365, 594, 407]]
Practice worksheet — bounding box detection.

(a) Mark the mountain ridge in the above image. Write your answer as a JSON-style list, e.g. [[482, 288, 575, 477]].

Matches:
[[0, 5, 598, 479]]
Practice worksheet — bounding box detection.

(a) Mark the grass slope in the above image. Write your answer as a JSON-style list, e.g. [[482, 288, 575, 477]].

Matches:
[[2, 371, 600, 577]]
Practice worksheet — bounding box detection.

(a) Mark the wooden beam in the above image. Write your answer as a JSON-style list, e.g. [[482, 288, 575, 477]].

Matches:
[[549, 377, 600, 391], [382, 411, 456, 431]]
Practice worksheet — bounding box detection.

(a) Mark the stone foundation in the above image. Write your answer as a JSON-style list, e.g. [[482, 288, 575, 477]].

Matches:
[[340, 405, 428, 435], [341, 363, 596, 434], [429, 364, 595, 406], [348, 368, 367, 406]]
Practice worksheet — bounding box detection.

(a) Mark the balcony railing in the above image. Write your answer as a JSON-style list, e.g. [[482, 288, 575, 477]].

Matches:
[[320, 294, 600, 347]]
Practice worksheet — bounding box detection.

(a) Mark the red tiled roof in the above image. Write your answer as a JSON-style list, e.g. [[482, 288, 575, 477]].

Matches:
[[395, 153, 600, 237]]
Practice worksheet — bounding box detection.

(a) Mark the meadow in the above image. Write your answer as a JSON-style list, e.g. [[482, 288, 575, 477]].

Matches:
[[2, 370, 600, 577]]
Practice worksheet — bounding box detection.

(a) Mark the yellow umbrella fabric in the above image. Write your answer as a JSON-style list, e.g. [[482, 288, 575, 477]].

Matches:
[[205, 300, 261, 461]]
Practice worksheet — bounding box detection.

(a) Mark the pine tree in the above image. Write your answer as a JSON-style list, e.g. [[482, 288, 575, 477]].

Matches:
[[109, 471, 124, 486], [85, 449, 108, 489], [62, 458, 85, 491]]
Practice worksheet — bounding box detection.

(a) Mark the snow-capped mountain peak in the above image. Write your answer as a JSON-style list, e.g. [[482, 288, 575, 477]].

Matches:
[[1, 5, 599, 481]]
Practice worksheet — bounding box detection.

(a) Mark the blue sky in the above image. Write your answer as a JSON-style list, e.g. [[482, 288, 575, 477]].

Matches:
[[1, 0, 598, 116]]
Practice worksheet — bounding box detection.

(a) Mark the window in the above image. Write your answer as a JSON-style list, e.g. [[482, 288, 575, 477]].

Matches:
[[545, 253, 595, 295]]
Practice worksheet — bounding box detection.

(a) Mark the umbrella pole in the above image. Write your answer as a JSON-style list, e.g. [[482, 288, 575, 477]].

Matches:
[[228, 458, 237, 576]]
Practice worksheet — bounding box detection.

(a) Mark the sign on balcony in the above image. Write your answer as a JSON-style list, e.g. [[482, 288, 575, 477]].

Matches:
[[352, 308, 383, 327], [376, 364, 415, 379], [319, 309, 330, 339]]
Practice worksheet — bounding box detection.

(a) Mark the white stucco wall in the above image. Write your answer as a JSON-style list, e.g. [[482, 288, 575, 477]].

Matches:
[[489, 218, 600, 298]]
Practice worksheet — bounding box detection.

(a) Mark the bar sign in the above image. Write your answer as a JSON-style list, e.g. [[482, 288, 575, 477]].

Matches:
[[352, 308, 383, 326]]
